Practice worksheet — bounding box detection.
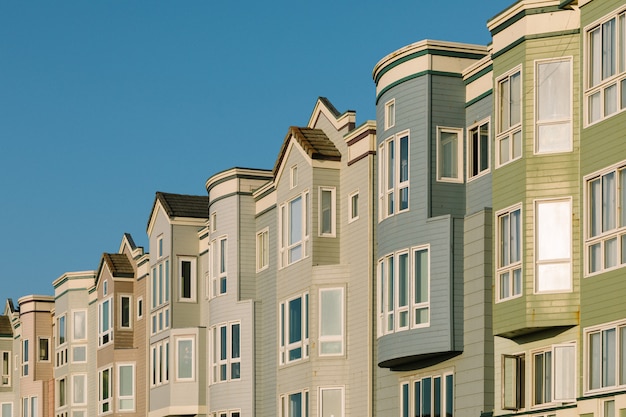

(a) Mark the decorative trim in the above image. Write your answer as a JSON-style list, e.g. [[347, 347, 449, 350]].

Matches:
[[492, 29, 580, 60], [348, 151, 376, 166], [465, 90, 493, 108], [376, 71, 462, 104]]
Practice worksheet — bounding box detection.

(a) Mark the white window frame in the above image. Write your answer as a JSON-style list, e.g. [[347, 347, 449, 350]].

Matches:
[[467, 119, 490, 181], [256, 228, 269, 272], [531, 343, 576, 406], [319, 386, 345, 417], [583, 6, 626, 126], [348, 190, 359, 223], [117, 363, 135, 412], [400, 372, 454, 417], [72, 310, 87, 342], [136, 297, 143, 320], [37, 337, 49, 363], [1, 351, 10, 387], [210, 212, 217, 232], [157, 235, 164, 258], [22, 339, 29, 377], [318, 187, 337, 237], [502, 353, 525, 410], [176, 336, 195, 382], [150, 259, 170, 335], [584, 320, 626, 393], [56, 377, 67, 409], [178, 256, 197, 302], [279, 292, 309, 365], [119, 295, 132, 330], [378, 132, 410, 220], [319, 288, 345, 356], [1, 402, 12, 417], [57, 314, 67, 347], [98, 367, 112, 415], [72, 374, 87, 406], [496, 66, 523, 167], [71, 345, 87, 364], [377, 245, 430, 337], [385, 98, 395, 130], [437, 126, 463, 183], [150, 340, 169, 388], [210, 322, 241, 384], [279, 191, 310, 268], [290, 165, 298, 189], [279, 390, 309, 417], [534, 57, 573, 154], [534, 199, 573, 294], [496, 204, 523, 302], [98, 297, 113, 347], [584, 161, 626, 276]]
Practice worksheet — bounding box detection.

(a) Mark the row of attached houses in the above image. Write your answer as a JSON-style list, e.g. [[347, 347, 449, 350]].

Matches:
[[1, 0, 626, 416]]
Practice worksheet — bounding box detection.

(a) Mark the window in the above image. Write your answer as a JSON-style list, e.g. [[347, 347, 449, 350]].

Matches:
[[585, 8, 626, 125], [22, 340, 28, 377], [57, 315, 66, 346], [349, 191, 359, 222], [319, 288, 344, 356], [400, 373, 454, 417], [157, 235, 164, 258], [211, 322, 241, 383], [137, 297, 143, 320], [117, 364, 135, 411], [535, 199, 572, 293], [533, 344, 576, 405], [320, 387, 344, 417], [120, 295, 132, 329], [497, 206, 522, 301], [211, 212, 217, 232], [150, 259, 170, 335], [378, 246, 430, 336], [604, 400, 616, 417], [290, 165, 298, 189], [57, 378, 67, 408], [503, 354, 525, 410], [279, 293, 309, 365], [103, 280, 108, 296], [72, 374, 86, 406], [279, 390, 309, 417], [98, 367, 112, 414], [585, 163, 626, 275], [150, 340, 169, 387], [378, 133, 409, 220], [73, 310, 86, 341], [176, 337, 194, 381], [279, 192, 310, 267], [535, 58, 572, 153], [586, 321, 626, 392], [318, 187, 336, 237], [467, 120, 490, 180], [1, 403, 12, 417], [385, 99, 395, 130], [210, 238, 228, 296], [179, 257, 197, 301], [496, 67, 522, 166], [21, 397, 37, 417], [1, 351, 9, 386], [98, 298, 112, 346], [437, 127, 463, 182], [38, 338, 49, 362], [256, 229, 269, 272], [72, 346, 86, 363]]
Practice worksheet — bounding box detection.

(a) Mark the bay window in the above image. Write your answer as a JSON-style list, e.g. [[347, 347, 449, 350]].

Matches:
[[586, 322, 626, 392], [502, 354, 524, 410], [378, 132, 409, 220], [279, 390, 309, 417], [533, 344, 575, 405], [536, 58, 572, 153], [279, 292, 309, 365], [497, 206, 522, 301], [535, 199, 572, 292], [280, 192, 310, 267], [496, 68, 522, 166], [98, 298, 112, 346], [117, 364, 135, 411], [211, 322, 241, 383], [468, 120, 490, 180], [319, 288, 344, 356], [437, 127, 463, 182], [400, 373, 454, 417]]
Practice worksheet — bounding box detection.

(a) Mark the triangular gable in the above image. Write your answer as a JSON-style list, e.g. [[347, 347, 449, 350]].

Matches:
[[307, 97, 356, 132]]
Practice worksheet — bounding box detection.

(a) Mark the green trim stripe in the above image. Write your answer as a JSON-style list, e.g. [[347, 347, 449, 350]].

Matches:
[[489, 5, 561, 36], [491, 29, 580, 60], [376, 70, 462, 104], [374, 49, 486, 85], [464, 64, 492, 85], [465, 90, 493, 108]]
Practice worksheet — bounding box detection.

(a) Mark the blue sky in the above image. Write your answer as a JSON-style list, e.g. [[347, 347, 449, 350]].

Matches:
[[0, 1, 504, 302]]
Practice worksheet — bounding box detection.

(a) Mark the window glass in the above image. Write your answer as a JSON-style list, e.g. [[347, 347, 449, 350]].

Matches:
[[119, 365, 134, 410], [73, 374, 86, 404], [58, 316, 66, 345], [38, 339, 48, 362], [320, 189, 333, 235], [320, 388, 342, 417], [320, 289, 343, 355], [73, 311, 86, 340], [121, 297, 131, 328], [536, 200, 572, 292], [536, 60, 572, 153], [1, 404, 12, 417], [177, 339, 193, 380]]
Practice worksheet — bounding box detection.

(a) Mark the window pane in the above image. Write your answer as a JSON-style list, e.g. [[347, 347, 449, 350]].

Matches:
[[289, 392, 302, 417], [605, 237, 618, 268], [590, 178, 602, 237], [590, 27, 602, 86], [445, 374, 453, 416], [178, 340, 193, 379], [39, 339, 48, 361], [590, 332, 601, 389], [440, 131, 458, 178], [414, 249, 428, 304], [400, 136, 409, 183], [538, 61, 570, 121], [605, 83, 618, 116], [73, 375, 86, 404], [289, 297, 302, 344], [232, 324, 240, 359], [554, 345, 575, 401], [603, 172, 616, 232], [320, 290, 342, 337], [398, 253, 409, 309], [589, 91, 602, 123], [74, 311, 86, 340], [401, 384, 409, 417], [414, 381, 421, 417], [422, 378, 432, 417], [510, 72, 521, 126], [537, 201, 571, 261], [119, 366, 133, 397], [121, 297, 130, 328], [321, 190, 332, 235], [510, 209, 521, 263], [1, 404, 11, 417], [181, 261, 192, 299], [512, 130, 522, 159], [480, 123, 489, 172], [321, 389, 342, 417], [289, 197, 302, 245], [603, 19, 616, 80], [500, 78, 510, 131], [621, 327, 626, 385], [603, 329, 616, 387], [500, 136, 510, 164]]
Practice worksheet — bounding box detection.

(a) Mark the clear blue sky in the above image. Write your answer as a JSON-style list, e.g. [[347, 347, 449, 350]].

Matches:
[[0, 1, 504, 302]]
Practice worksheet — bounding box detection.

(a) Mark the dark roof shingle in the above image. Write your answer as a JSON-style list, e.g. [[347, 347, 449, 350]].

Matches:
[[103, 253, 134, 278], [0, 316, 12, 337], [274, 126, 341, 174], [156, 192, 209, 219]]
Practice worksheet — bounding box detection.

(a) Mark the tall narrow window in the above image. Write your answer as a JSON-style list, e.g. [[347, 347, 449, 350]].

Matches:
[[1, 403, 12, 417], [120, 295, 132, 329], [503, 354, 525, 410], [349, 191, 359, 222], [280, 191, 310, 266], [179, 257, 197, 301], [319, 288, 344, 356], [378, 133, 410, 220], [290, 166, 298, 189], [437, 127, 463, 182], [497, 68, 522, 166], [279, 293, 309, 364], [320, 387, 344, 417], [177, 338, 194, 381], [98, 299, 112, 346], [413, 247, 430, 327], [73, 374, 86, 406], [22, 340, 28, 377], [468, 120, 490, 179], [385, 99, 395, 130], [256, 229, 269, 271], [497, 206, 522, 301], [73, 310, 86, 341], [319, 187, 336, 237], [57, 315, 66, 346], [38, 339, 49, 362], [219, 239, 227, 294], [1, 351, 9, 386], [99, 368, 112, 414], [231, 323, 241, 380], [536, 200, 572, 292], [118, 364, 135, 411], [536, 59, 572, 153], [57, 378, 66, 408]]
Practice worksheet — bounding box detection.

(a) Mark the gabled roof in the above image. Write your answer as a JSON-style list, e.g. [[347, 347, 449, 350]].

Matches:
[[273, 126, 341, 175], [156, 192, 209, 218], [0, 316, 11, 337], [96, 253, 135, 287]]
